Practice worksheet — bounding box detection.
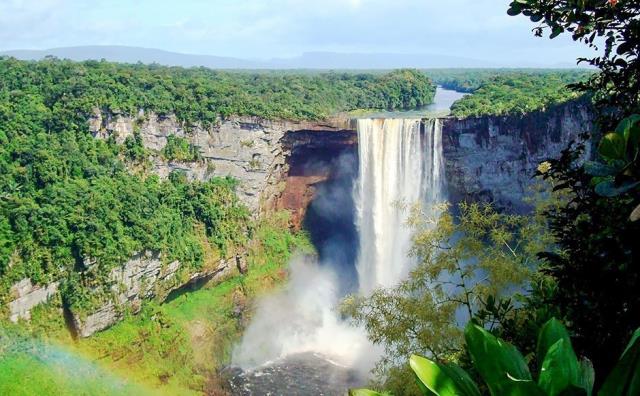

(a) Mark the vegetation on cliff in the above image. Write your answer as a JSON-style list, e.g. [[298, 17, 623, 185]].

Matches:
[[447, 71, 591, 117], [0, 58, 435, 310]]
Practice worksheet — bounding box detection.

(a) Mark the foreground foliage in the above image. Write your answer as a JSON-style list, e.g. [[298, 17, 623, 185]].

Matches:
[[507, 0, 640, 381], [353, 318, 640, 396], [507, 0, 640, 126]]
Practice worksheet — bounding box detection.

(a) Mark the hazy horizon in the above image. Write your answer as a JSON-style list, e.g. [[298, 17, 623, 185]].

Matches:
[[1, 45, 595, 69], [0, 0, 596, 68]]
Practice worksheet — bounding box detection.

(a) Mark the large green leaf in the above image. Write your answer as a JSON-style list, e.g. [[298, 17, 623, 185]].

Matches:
[[615, 115, 640, 158], [595, 180, 640, 197], [598, 327, 640, 396], [464, 323, 532, 395], [409, 354, 481, 396], [538, 339, 584, 396], [627, 122, 640, 153], [537, 318, 571, 368], [414, 370, 437, 396], [599, 132, 626, 160], [630, 203, 640, 222], [583, 161, 619, 177]]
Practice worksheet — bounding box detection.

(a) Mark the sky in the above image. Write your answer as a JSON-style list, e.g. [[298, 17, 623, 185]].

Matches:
[[0, 0, 594, 66]]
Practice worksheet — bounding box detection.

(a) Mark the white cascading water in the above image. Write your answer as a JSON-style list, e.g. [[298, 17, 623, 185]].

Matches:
[[355, 118, 445, 293], [232, 118, 445, 377]]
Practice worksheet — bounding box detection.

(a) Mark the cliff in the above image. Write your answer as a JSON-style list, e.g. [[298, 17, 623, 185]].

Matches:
[[88, 102, 594, 221], [4, 112, 353, 336], [89, 111, 354, 215], [442, 100, 594, 211], [4, 101, 594, 336]]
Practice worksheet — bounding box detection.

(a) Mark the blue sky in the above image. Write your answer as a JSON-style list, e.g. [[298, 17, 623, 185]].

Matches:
[[0, 0, 593, 65]]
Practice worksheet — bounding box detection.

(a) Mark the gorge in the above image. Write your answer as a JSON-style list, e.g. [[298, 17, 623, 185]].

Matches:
[[5, 91, 594, 338], [228, 117, 448, 394], [4, 1, 639, 393]]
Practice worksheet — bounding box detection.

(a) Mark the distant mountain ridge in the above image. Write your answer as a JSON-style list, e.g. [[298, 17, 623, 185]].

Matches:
[[1, 46, 260, 69], [0, 45, 582, 69]]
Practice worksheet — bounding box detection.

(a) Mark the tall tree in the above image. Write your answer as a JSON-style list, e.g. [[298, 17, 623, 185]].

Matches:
[[508, 0, 640, 379]]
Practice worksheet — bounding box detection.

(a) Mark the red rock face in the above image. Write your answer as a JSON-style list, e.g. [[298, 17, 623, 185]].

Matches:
[[278, 175, 329, 229], [275, 130, 357, 230]]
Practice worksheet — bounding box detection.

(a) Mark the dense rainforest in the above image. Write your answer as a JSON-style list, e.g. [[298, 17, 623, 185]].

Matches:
[[0, 34, 636, 395], [0, 58, 436, 123], [445, 70, 592, 117]]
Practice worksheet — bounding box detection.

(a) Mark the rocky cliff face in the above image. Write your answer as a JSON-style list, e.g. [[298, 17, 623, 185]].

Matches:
[[87, 104, 594, 219], [89, 111, 353, 215], [273, 101, 595, 221], [275, 131, 358, 228], [442, 101, 594, 211], [69, 251, 243, 337], [8, 279, 59, 323]]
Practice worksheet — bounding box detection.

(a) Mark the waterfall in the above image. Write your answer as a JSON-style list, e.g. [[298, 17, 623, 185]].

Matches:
[[232, 117, 445, 375], [355, 118, 445, 294]]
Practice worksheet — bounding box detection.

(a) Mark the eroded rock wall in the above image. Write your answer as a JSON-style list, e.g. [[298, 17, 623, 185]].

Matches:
[[89, 111, 353, 214], [69, 251, 240, 337], [442, 101, 594, 211], [7, 279, 59, 323]]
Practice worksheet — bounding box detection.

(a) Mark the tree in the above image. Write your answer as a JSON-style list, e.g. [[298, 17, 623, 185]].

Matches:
[[342, 202, 550, 395], [352, 318, 640, 396]]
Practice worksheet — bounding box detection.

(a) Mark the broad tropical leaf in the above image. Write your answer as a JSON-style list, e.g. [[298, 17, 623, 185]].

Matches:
[[599, 132, 626, 160], [538, 339, 584, 396], [577, 358, 595, 396], [599, 327, 640, 396], [537, 318, 571, 368], [497, 378, 546, 396], [409, 354, 481, 396], [464, 323, 532, 395], [595, 180, 640, 197], [583, 161, 619, 177], [630, 203, 640, 221], [614, 114, 640, 139]]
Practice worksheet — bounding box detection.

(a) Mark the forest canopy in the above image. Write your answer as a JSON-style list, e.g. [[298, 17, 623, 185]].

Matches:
[[447, 71, 592, 117], [0, 58, 436, 124]]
